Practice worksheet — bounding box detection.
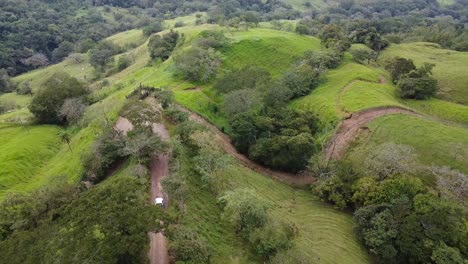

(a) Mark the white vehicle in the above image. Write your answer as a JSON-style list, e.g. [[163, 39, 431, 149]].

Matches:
[[154, 197, 164, 208]]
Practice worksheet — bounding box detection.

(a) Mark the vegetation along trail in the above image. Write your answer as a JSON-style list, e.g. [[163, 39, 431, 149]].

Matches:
[[180, 106, 315, 186]]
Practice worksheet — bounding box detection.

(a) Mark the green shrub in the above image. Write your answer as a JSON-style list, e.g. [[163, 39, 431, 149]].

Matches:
[[29, 72, 88, 124]]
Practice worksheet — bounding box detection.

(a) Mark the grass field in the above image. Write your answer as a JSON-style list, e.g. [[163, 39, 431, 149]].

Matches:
[[105, 29, 145, 48], [340, 81, 406, 113], [404, 98, 468, 125], [12, 55, 93, 92], [380, 42, 468, 105], [350, 114, 468, 174], [0, 125, 62, 199], [291, 56, 383, 125]]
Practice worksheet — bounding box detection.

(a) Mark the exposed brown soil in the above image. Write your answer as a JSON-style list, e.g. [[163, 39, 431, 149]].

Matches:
[[149, 232, 169, 264], [179, 107, 315, 186], [114, 117, 133, 135], [325, 106, 421, 160], [148, 122, 170, 264]]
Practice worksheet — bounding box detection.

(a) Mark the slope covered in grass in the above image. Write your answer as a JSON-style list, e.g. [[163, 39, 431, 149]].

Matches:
[[380, 42, 468, 105], [351, 114, 468, 174], [290, 57, 383, 125], [12, 55, 93, 92], [221, 28, 321, 77], [105, 29, 145, 48], [0, 125, 62, 199]]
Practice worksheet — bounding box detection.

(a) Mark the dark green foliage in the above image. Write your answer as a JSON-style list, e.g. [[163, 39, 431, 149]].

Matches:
[[0, 69, 16, 93], [89, 41, 120, 70], [51, 41, 74, 63], [231, 110, 318, 172], [350, 49, 377, 64], [397, 76, 438, 100], [173, 47, 220, 82], [0, 176, 162, 263], [222, 89, 261, 117], [214, 65, 271, 94], [385, 57, 417, 83], [29, 72, 88, 124], [164, 107, 189, 123], [116, 55, 131, 72], [169, 227, 212, 263], [302, 50, 344, 70], [154, 90, 175, 109], [281, 63, 320, 98], [148, 31, 180, 61], [195, 30, 228, 49], [319, 24, 351, 52], [143, 20, 163, 36], [386, 58, 438, 99], [350, 27, 389, 52], [248, 219, 296, 257]]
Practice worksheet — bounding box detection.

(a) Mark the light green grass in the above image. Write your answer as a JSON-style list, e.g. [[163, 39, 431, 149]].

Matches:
[[0, 93, 32, 109], [0, 125, 62, 199], [222, 164, 370, 264], [404, 98, 468, 125], [12, 56, 93, 92], [291, 57, 383, 125], [283, 0, 327, 10], [221, 28, 321, 77], [341, 81, 406, 112], [105, 29, 145, 48], [352, 114, 468, 173], [380, 42, 468, 105]]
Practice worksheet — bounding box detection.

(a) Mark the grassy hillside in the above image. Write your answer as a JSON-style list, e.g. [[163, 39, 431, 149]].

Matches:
[[350, 114, 468, 174], [291, 56, 383, 125], [0, 125, 62, 199], [105, 29, 145, 48], [12, 55, 93, 92], [380, 42, 468, 105]]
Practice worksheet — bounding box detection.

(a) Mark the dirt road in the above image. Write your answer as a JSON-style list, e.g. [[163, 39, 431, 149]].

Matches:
[[325, 106, 420, 160], [149, 122, 170, 264], [181, 108, 315, 186]]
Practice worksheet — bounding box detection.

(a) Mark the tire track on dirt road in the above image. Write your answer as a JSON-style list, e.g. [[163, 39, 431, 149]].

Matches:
[[115, 113, 170, 264]]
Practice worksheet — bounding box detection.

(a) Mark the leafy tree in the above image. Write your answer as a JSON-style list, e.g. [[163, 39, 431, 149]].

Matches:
[[89, 41, 120, 70], [59, 98, 87, 125], [385, 57, 417, 83], [29, 72, 88, 124], [0, 69, 16, 93], [116, 55, 131, 71], [431, 242, 466, 264], [121, 129, 169, 165], [21, 53, 49, 69], [270, 248, 312, 264], [195, 30, 228, 49], [263, 83, 292, 109], [214, 65, 271, 94], [52, 41, 74, 63], [218, 188, 268, 234], [397, 75, 438, 100], [148, 31, 180, 61], [248, 219, 296, 258], [169, 227, 211, 263], [350, 48, 377, 64], [222, 89, 262, 117], [143, 20, 163, 36], [173, 47, 220, 82], [281, 63, 320, 98], [302, 50, 343, 70]]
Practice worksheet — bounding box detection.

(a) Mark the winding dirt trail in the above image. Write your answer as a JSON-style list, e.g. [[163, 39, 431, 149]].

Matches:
[[114, 113, 170, 264], [148, 123, 170, 264], [323, 76, 425, 160], [179, 107, 315, 186]]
